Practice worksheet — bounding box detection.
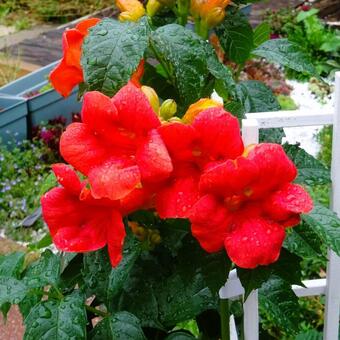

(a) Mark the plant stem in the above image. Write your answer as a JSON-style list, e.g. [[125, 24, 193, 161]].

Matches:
[[177, 0, 189, 26], [220, 298, 230, 340], [85, 305, 110, 318]]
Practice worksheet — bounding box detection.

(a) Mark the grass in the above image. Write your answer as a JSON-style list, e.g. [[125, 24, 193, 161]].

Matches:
[[0, 48, 22, 87], [0, 0, 114, 30]]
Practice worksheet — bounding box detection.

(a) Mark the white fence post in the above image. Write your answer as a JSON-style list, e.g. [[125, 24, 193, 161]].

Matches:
[[324, 71, 340, 340], [241, 118, 260, 340]]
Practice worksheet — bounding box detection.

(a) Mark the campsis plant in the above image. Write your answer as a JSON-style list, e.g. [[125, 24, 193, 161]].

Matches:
[[1, 1, 338, 339]]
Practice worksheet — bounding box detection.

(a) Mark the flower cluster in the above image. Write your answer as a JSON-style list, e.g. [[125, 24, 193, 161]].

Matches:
[[41, 82, 313, 269]]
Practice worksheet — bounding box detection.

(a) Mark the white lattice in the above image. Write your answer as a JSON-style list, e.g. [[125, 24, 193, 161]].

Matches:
[[219, 72, 340, 340]]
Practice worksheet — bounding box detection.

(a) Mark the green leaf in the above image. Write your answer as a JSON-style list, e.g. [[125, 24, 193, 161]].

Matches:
[[19, 292, 42, 319], [253, 39, 317, 76], [166, 331, 196, 339], [237, 249, 303, 299], [224, 101, 245, 120], [38, 172, 57, 197], [150, 24, 212, 107], [236, 80, 280, 113], [90, 311, 146, 339], [23, 250, 60, 289], [259, 276, 300, 334], [216, 11, 254, 64], [24, 291, 87, 340], [302, 203, 340, 256], [296, 8, 319, 22], [295, 329, 323, 340], [283, 143, 331, 186], [28, 233, 52, 251], [83, 235, 141, 305], [253, 22, 270, 47], [0, 277, 28, 305], [82, 17, 150, 96], [205, 46, 236, 99], [259, 128, 285, 144], [0, 302, 10, 319], [284, 222, 324, 259], [0, 252, 25, 278]]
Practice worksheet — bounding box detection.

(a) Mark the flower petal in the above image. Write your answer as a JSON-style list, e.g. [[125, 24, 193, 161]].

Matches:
[[192, 107, 244, 160], [60, 122, 109, 174], [136, 129, 173, 183], [264, 183, 313, 222], [81, 91, 118, 135], [51, 163, 82, 195], [75, 18, 100, 35], [112, 83, 160, 134], [63, 29, 84, 67], [107, 211, 126, 267], [88, 158, 141, 200], [245, 144, 297, 198], [190, 194, 231, 252], [49, 59, 83, 97], [224, 216, 285, 268], [156, 175, 200, 219], [158, 122, 198, 162]]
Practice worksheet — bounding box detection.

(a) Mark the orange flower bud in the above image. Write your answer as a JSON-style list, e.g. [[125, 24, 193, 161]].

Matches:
[[182, 98, 222, 124], [116, 0, 145, 22], [141, 86, 160, 113], [205, 6, 225, 27]]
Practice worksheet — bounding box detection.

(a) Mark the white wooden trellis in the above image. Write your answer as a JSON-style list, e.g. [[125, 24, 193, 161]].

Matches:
[[218, 71, 340, 340]]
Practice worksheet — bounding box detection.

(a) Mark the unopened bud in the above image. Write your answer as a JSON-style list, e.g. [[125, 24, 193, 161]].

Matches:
[[205, 7, 225, 28], [146, 0, 162, 16], [160, 99, 177, 120], [141, 86, 160, 113]]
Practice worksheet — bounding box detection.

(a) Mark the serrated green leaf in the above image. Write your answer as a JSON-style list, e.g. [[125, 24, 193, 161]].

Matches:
[[82, 17, 149, 96], [24, 291, 86, 340], [302, 203, 340, 256], [216, 11, 254, 64], [253, 39, 317, 76], [150, 24, 212, 107], [259, 276, 300, 333], [253, 22, 270, 47], [283, 143, 331, 186], [0, 277, 28, 305], [0, 251, 25, 278], [236, 80, 280, 113], [19, 291, 42, 319], [90, 311, 146, 340], [23, 250, 60, 289], [284, 222, 324, 259]]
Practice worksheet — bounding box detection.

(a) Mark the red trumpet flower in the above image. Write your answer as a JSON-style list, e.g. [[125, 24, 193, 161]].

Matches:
[[190, 144, 313, 268], [60, 83, 173, 201], [156, 106, 244, 219], [41, 164, 126, 267]]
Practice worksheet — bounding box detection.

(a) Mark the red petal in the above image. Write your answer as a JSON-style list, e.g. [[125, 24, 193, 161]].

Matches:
[[107, 211, 126, 267], [112, 83, 160, 134], [81, 91, 118, 135], [158, 122, 198, 162], [192, 107, 244, 160], [88, 158, 141, 200], [49, 59, 83, 97], [75, 18, 100, 35], [120, 186, 155, 215], [63, 29, 84, 68], [51, 163, 82, 195], [246, 144, 297, 198], [224, 216, 285, 268], [199, 157, 258, 197], [264, 183, 313, 222], [190, 195, 231, 252], [60, 123, 109, 174], [136, 129, 173, 183], [156, 175, 200, 218]]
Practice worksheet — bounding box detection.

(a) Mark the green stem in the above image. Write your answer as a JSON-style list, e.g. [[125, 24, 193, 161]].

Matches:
[[85, 305, 110, 318], [177, 0, 189, 26], [234, 63, 245, 82], [198, 20, 209, 40], [220, 298, 230, 340]]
